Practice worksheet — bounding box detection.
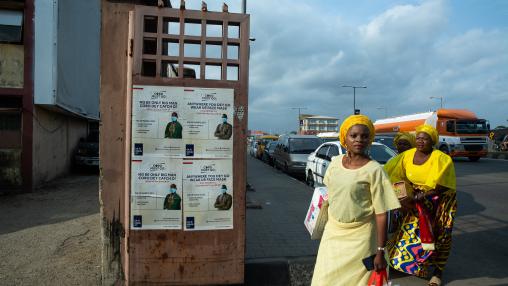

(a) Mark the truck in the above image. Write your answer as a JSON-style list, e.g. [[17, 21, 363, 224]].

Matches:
[[374, 109, 490, 161]]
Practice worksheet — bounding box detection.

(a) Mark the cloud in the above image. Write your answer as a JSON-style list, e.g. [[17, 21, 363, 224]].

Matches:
[[247, 0, 508, 133]]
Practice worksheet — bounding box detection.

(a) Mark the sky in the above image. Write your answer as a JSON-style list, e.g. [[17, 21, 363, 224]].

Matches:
[[176, 0, 508, 133]]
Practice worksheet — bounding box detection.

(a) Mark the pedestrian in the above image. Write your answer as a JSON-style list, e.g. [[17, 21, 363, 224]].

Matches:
[[311, 115, 401, 286], [384, 132, 416, 182], [386, 124, 457, 286]]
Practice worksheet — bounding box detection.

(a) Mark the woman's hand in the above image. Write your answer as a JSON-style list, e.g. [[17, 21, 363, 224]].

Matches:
[[373, 251, 387, 271]]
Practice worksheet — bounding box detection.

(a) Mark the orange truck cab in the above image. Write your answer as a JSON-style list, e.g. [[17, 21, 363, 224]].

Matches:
[[374, 109, 490, 161]]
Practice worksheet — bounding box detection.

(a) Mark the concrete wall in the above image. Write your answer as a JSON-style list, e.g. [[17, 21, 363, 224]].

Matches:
[[33, 0, 57, 105], [32, 106, 88, 187], [0, 44, 24, 88]]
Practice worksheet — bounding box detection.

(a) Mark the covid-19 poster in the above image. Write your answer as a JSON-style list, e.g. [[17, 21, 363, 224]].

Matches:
[[131, 86, 234, 160], [182, 159, 233, 231], [130, 157, 183, 229], [130, 85, 234, 231]]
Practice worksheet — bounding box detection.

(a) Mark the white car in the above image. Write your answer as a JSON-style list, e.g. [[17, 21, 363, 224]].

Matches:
[[305, 141, 396, 187]]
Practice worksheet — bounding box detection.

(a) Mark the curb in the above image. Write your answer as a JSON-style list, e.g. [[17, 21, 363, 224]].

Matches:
[[245, 256, 316, 286], [486, 152, 508, 160]]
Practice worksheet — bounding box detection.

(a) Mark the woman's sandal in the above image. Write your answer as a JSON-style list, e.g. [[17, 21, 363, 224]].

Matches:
[[428, 276, 441, 286]]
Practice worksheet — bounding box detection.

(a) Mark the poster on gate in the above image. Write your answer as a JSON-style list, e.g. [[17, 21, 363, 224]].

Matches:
[[130, 157, 183, 230], [131, 86, 234, 159], [182, 159, 233, 231]]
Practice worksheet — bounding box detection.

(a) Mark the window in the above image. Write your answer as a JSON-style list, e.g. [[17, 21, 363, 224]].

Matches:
[[327, 145, 342, 160], [316, 146, 329, 159], [0, 9, 23, 43]]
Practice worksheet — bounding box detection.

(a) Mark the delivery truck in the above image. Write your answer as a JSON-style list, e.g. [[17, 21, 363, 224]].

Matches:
[[374, 109, 489, 161]]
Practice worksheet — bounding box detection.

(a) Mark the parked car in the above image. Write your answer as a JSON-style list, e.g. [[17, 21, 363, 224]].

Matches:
[[374, 135, 396, 152], [272, 135, 322, 175], [73, 131, 99, 168], [262, 140, 278, 165], [305, 141, 396, 187]]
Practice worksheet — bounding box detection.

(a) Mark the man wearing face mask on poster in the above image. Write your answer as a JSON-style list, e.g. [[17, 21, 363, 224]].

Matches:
[[165, 112, 183, 139], [214, 185, 232, 210], [163, 184, 181, 210], [214, 114, 232, 140]]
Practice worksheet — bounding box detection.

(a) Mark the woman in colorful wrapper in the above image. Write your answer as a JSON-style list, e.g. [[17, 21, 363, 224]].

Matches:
[[311, 115, 400, 286], [386, 125, 457, 286]]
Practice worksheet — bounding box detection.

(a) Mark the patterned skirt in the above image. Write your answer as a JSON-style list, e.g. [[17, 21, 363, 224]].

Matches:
[[387, 191, 457, 277]]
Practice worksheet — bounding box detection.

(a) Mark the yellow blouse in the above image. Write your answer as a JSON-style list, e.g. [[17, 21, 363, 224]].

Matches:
[[383, 152, 404, 183], [400, 148, 456, 192], [323, 155, 401, 223]]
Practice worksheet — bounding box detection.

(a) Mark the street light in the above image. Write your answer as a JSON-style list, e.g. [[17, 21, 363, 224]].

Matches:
[[430, 96, 443, 109], [291, 107, 307, 134], [376, 107, 387, 118], [342, 85, 367, 114]]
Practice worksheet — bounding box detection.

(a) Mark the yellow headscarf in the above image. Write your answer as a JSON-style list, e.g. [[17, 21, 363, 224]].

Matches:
[[339, 114, 375, 147], [393, 132, 416, 148], [415, 124, 439, 146]]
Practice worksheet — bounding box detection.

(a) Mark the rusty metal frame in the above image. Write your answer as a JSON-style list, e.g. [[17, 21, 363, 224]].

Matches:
[[126, 6, 249, 285], [0, 0, 34, 191]]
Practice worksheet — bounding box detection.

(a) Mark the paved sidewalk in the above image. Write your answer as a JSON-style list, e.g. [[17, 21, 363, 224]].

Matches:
[[246, 156, 319, 260], [245, 156, 319, 285]]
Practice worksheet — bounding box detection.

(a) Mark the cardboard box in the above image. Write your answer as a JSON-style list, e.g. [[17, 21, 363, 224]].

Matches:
[[393, 181, 413, 200], [304, 187, 329, 240]]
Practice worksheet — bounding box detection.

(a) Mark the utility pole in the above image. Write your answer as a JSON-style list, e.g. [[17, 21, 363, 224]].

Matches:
[[292, 107, 307, 134], [376, 107, 387, 118], [342, 85, 367, 114], [430, 96, 443, 109]]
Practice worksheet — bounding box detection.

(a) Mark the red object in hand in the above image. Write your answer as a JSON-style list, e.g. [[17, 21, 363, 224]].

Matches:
[[367, 269, 388, 286], [416, 202, 435, 251]]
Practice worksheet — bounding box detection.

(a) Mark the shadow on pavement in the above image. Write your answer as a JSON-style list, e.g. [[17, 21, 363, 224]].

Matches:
[[0, 174, 99, 235]]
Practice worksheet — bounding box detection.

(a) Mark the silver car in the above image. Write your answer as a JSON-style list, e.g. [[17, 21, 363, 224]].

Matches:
[[272, 135, 322, 175], [305, 141, 396, 187]]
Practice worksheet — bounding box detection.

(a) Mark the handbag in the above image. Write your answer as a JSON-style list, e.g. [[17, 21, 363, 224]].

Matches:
[[304, 187, 329, 240], [367, 269, 391, 286], [416, 202, 435, 251]]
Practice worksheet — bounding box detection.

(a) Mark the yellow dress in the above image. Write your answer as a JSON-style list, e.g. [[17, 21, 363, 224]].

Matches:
[[312, 155, 400, 286], [386, 148, 456, 277]]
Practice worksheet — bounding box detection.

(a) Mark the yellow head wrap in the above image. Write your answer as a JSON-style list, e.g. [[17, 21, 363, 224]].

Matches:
[[339, 114, 375, 147], [415, 124, 439, 146], [393, 132, 416, 148]]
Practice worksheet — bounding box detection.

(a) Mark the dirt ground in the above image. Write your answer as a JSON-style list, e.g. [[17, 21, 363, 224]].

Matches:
[[0, 173, 101, 286]]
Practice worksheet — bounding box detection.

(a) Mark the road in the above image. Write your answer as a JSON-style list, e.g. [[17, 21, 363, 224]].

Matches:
[[246, 156, 508, 285], [0, 157, 507, 285]]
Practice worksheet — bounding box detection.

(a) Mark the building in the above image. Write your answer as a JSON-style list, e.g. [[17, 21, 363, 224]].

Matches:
[[300, 115, 339, 135], [0, 0, 100, 192]]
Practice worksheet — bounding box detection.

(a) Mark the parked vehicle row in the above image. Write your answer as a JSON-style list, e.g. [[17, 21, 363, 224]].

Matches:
[[250, 134, 398, 186], [305, 141, 396, 187]]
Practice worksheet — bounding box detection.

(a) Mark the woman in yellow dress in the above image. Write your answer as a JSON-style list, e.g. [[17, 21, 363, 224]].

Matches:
[[386, 125, 456, 286], [384, 132, 416, 181], [311, 115, 400, 286]]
